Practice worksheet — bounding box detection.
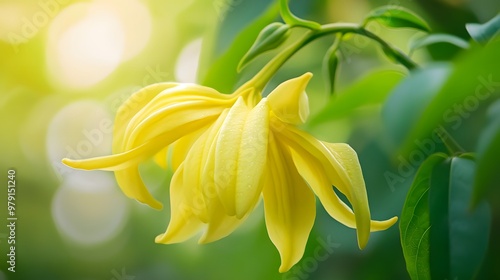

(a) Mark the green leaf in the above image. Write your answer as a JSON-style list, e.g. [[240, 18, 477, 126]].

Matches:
[[409, 34, 470, 55], [472, 100, 500, 206], [382, 64, 451, 148], [364, 5, 431, 32], [400, 153, 448, 280], [428, 158, 451, 279], [399, 38, 500, 156], [448, 158, 490, 279], [401, 155, 491, 280], [429, 157, 491, 279], [309, 70, 404, 126], [466, 13, 500, 44], [238, 22, 291, 71], [202, 2, 279, 93], [323, 37, 341, 96]]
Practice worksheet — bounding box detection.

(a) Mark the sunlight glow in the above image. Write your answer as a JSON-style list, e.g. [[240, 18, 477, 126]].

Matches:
[[46, 0, 152, 89]]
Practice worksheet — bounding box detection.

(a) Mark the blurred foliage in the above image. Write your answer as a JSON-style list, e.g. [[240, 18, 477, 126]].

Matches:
[[1, 0, 500, 279]]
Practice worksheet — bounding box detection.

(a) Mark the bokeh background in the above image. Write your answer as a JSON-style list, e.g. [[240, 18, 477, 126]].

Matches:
[[0, 0, 499, 279]]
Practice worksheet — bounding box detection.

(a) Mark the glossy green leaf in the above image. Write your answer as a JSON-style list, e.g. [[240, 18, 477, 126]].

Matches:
[[448, 157, 490, 279], [364, 6, 431, 32], [382, 64, 451, 148], [400, 39, 500, 156], [309, 70, 404, 126], [238, 22, 291, 71], [409, 34, 470, 55], [466, 13, 500, 44], [202, 2, 279, 93], [400, 153, 448, 280], [472, 100, 500, 206], [428, 158, 451, 279], [430, 157, 491, 279]]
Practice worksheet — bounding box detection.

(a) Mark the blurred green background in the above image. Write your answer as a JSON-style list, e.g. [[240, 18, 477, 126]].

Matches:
[[0, 0, 499, 279]]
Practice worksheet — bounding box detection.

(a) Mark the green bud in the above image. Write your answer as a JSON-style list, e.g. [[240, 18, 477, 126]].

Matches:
[[238, 22, 291, 71]]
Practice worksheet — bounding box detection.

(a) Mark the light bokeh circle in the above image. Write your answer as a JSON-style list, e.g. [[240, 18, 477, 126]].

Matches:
[[52, 171, 129, 246]]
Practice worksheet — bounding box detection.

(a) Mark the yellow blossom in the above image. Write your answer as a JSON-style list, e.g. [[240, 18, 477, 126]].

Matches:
[[62, 73, 397, 272]]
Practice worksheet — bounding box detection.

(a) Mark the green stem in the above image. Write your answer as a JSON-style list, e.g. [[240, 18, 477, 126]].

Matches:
[[312, 23, 418, 70], [238, 23, 418, 93]]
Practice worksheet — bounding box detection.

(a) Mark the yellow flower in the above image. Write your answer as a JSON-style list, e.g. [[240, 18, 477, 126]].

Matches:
[[62, 73, 397, 272]]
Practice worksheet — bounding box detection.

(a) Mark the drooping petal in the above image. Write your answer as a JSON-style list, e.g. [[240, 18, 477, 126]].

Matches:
[[155, 164, 204, 244], [289, 147, 397, 232], [215, 97, 249, 215], [115, 168, 163, 209], [273, 118, 397, 249], [262, 133, 316, 273], [322, 142, 370, 248], [235, 98, 269, 218], [267, 73, 312, 125]]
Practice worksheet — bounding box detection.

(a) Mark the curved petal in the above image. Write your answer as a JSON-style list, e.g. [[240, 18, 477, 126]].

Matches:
[[124, 102, 223, 150], [214, 97, 249, 215], [321, 142, 370, 248], [262, 133, 316, 273], [289, 146, 397, 232], [267, 73, 311, 125], [63, 120, 209, 171], [198, 196, 250, 244], [198, 111, 254, 243], [113, 83, 179, 153], [182, 131, 211, 223], [115, 168, 163, 210], [273, 118, 397, 249], [155, 164, 204, 244], [235, 99, 269, 218], [170, 128, 206, 171], [182, 109, 230, 223]]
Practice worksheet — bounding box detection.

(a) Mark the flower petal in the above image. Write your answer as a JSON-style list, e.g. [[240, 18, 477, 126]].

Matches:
[[155, 164, 203, 244], [115, 168, 163, 209], [153, 146, 169, 169], [321, 142, 370, 248], [124, 101, 223, 150], [113, 83, 179, 153], [262, 133, 316, 273], [289, 146, 397, 232], [63, 120, 209, 171], [198, 197, 249, 244], [267, 73, 312, 125], [215, 97, 249, 216], [182, 109, 230, 223], [273, 119, 397, 249], [170, 128, 206, 171], [235, 99, 269, 218]]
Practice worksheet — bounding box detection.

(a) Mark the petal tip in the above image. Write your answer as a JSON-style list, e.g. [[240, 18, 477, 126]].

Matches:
[[154, 234, 166, 244], [140, 199, 163, 210]]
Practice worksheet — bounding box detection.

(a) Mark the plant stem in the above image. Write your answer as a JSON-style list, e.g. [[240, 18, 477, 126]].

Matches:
[[238, 23, 418, 93]]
